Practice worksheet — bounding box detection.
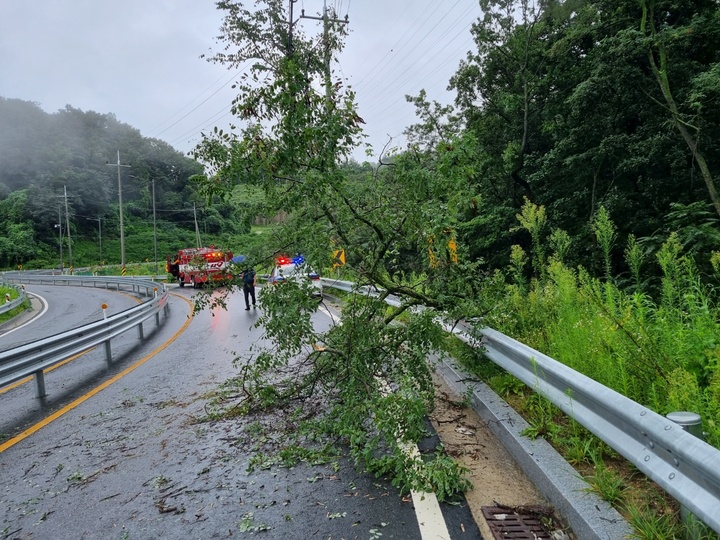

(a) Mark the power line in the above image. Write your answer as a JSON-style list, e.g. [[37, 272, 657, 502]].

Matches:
[[153, 64, 251, 138], [351, 0, 434, 90], [149, 67, 240, 135], [359, 25, 475, 120], [166, 103, 236, 149], [357, 2, 474, 113]]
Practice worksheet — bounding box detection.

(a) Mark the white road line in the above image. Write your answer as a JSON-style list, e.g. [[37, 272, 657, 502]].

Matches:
[[0, 292, 49, 337], [413, 490, 451, 540], [317, 302, 339, 324]]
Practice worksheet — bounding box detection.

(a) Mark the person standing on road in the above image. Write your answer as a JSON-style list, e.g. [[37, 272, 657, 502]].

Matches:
[[242, 267, 257, 311]]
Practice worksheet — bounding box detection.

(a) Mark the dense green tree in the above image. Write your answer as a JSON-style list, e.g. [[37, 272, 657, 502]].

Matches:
[[0, 190, 38, 266], [187, 2, 720, 499], [448, 0, 720, 276]]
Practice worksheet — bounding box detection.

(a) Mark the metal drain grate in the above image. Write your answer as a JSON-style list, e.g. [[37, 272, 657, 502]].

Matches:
[[481, 506, 553, 539]]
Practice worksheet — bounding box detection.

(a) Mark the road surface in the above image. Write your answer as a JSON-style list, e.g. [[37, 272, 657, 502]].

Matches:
[[0, 284, 483, 539]]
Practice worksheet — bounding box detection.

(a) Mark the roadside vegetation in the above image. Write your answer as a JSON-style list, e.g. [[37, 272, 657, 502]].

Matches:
[[183, 1, 720, 537], [443, 199, 720, 538], [0, 285, 26, 324]]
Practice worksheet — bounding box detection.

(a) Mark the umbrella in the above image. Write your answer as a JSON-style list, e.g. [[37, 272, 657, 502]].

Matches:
[[231, 255, 246, 264]]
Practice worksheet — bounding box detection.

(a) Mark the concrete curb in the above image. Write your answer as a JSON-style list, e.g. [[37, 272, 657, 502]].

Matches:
[[435, 355, 633, 540]]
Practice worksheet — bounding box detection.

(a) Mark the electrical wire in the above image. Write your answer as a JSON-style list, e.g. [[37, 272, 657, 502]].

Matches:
[[149, 66, 240, 135], [153, 67, 244, 137], [359, 21, 476, 120], [357, 1, 475, 110], [351, 0, 433, 90]]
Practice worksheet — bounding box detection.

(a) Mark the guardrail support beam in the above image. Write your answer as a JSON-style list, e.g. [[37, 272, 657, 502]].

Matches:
[[34, 370, 46, 398], [104, 340, 112, 364], [667, 412, 712, 540]]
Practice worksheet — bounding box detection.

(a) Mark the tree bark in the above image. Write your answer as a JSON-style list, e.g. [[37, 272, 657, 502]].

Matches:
[[640, 0, 720, 217]]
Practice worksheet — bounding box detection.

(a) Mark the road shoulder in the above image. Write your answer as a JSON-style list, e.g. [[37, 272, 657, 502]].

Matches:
[[434, 355, 633, 540]]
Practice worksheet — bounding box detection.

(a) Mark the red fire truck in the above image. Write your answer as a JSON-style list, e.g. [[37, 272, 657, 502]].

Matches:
[[166, 246, 233, 288]]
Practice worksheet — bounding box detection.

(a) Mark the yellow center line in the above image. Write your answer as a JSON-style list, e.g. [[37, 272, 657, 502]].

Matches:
[[0, 293, 193, 453]]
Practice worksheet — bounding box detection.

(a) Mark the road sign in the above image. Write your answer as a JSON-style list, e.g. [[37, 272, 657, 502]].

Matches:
[[333, 249, 345, 267]]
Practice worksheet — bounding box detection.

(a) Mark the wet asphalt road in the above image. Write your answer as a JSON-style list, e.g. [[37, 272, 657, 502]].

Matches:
[[0, 285, 142, 353], [0, 284, 482, 539]]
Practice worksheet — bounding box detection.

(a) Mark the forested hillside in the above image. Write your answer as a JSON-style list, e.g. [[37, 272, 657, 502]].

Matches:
[[0, 98, 251, 269]]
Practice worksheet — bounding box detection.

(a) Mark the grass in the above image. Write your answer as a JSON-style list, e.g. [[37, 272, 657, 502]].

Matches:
[[0, 285, 28, 324]]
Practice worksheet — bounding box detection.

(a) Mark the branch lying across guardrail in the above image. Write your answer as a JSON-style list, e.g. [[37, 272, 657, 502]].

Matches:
[[320, 278, 402, 306], [0, 274, 169, 398], [320, 277, 720, 534]]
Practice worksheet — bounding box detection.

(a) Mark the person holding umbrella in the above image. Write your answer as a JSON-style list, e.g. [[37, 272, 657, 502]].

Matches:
[[242, 265, 257, 310]]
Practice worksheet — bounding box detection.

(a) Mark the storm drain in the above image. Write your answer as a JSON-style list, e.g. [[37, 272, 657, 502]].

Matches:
[[481, 506, 553, 539]]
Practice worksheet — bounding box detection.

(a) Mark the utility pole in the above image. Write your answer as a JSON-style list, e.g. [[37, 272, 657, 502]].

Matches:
[[193, 203, 202, 248], [55, 207, 64, 273], [151, 178, 158, 274], [107, 151, 130, 272], [63, 185, 73, 273], [300, 1, 349, 102], [288, 0, 297, 54]]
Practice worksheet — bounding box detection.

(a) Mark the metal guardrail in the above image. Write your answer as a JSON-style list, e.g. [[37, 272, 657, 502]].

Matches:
[[320, 278, 403, 306], [0, 284, 27, 315], [459, 326, 720, 533], [320, 278, 720, 533], [1, 273, 163, 296], [0, 275, 169, 398]]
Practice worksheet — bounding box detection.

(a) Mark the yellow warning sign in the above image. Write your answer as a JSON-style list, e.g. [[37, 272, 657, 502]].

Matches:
[[333, 249, 346, 267]]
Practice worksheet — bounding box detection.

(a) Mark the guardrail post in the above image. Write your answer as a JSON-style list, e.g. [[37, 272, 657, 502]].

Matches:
[[137, 322, 144, 340], [34, 370, 47, 398], [667, 411, 711, 539], [105, 340, 112, 364]]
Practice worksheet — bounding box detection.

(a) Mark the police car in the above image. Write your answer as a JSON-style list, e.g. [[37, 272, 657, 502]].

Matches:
[[268, 255, 323, 298]]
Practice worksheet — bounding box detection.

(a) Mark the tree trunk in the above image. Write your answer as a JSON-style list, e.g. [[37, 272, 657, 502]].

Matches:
[[640, 0, 720, 217]]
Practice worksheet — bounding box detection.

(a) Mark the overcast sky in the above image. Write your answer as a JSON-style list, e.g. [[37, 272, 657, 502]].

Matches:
[[1, 0, 480, 163]]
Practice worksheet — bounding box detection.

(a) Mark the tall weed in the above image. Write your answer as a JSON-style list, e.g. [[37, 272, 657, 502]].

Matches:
[[490, 214, 720, 448]]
